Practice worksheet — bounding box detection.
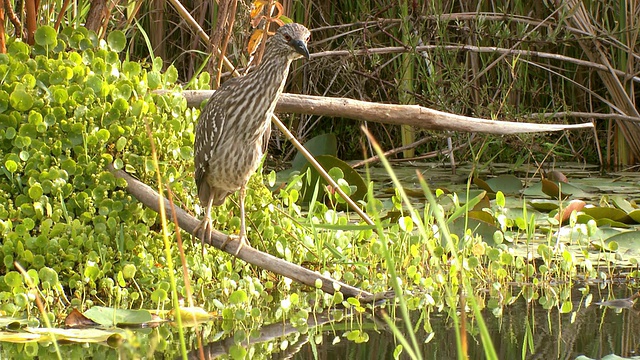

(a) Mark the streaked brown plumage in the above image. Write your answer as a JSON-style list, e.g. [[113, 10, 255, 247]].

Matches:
[[194, 23, 310, 253]]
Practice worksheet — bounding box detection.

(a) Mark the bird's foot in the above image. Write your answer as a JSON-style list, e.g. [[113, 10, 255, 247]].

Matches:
[[221, 234, 249, 255], [193, 218, 213, 258]]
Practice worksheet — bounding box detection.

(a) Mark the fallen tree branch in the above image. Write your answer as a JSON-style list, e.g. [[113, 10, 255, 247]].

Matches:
[[176, 91, 594, 135], [108, 164, 391, 303]]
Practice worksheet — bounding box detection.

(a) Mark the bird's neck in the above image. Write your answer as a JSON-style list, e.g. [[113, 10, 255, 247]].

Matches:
[[249, 52, 293, 99]]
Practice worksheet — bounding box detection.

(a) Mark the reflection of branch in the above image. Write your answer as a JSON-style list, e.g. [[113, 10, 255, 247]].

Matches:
[[187, 310, 342, 360], [108, 165, 393, 303]]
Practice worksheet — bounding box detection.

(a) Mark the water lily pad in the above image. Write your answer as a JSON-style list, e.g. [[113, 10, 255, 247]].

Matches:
[[596, 218, 630, 228], [598, 231, 640, 260], [447, 190, 487, 223], [541, 179, 571, 199], [26, 327, 125, 344], [449, 215, 501, 247], [524, 180, 590, 199], [300, 155, 366, 203], [627, 209, 640, 223], [468, 210, 495, 225], [291, 133, 337, 171], [483, 174, 523, 195], [611, 195, 636, 213], [582, 207, 632, 223], [473, 177, 492, 193], [83, 306, 152, 327], [544, 170, 568, 183], [528, 200, 559, 212]]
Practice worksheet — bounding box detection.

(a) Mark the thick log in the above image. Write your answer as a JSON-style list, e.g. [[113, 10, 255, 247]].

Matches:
[[176, 90, 594, 135], [108, 165, 391, 303]]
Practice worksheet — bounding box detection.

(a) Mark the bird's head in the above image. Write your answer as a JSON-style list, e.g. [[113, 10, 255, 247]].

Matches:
[[270, 23, 311, 61]]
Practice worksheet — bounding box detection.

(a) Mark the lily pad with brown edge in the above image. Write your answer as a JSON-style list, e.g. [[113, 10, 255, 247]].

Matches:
[[473, 177, 492, 193], [25, 327, 127, 344], [555, 200, 586, 223], [627, 209, 640, 223], [83, 306, 153, 328], [472, 194, 491, 211], [540, 179, 572, 199], [65, 308, 99, 328], [595, 218, 631, 228], [457, 190, 489, 205], [523, 181, 591, 199], [299, 155, 367, 203], [582, 207, 633, 224], [528, 200, 559, 212], [383, 187, 425, 198], [544, 170, 568, 183], [483, 174, 523, 195], [468, 209, 495, 225], [611, 195, 636, 213]]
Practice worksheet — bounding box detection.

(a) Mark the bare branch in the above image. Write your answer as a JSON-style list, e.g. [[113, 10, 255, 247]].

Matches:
[[176, 91, 595, 135], [107, 164, 391, 303]]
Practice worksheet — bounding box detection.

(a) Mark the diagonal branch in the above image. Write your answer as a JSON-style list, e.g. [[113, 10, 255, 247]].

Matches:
[[107, 164, 391, 303]]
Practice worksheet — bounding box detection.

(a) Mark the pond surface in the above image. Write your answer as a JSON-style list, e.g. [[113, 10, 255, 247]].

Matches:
[[289, 286, 640, 360], [4, 286, 636, 359]]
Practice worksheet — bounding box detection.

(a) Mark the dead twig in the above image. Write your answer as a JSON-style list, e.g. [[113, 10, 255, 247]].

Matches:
[[310, 45, 640, 84]]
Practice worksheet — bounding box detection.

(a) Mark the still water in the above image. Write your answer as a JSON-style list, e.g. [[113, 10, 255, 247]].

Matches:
[[164, 287, 640, 359], [286, 287, 640, 360]]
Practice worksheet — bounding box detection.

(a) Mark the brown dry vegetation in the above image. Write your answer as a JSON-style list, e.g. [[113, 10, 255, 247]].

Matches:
[[4, 0, 640, 167]]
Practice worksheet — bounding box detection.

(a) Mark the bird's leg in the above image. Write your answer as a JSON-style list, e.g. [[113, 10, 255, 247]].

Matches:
[[220, 186, 249, 255], [239, 186, 247, 240], [193, 196, 214, 258]]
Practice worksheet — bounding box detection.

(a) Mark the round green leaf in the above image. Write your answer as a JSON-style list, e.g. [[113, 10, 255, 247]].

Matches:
[[29, 184, 43, 200], [34, 26, 58, 47], [10, 89, 34, 111], [4, 159, 17, 173], [4, 271, 22, 287], [229, 290, 248, 305], [107, 31, 127, 52]]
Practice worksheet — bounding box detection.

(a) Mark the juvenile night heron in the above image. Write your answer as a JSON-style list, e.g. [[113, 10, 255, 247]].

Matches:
[[194, 23, 310, 253]]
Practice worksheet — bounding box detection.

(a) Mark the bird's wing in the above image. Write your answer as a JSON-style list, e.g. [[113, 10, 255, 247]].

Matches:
[[261, 119, 271, 154], [194, 93, 228, 201]]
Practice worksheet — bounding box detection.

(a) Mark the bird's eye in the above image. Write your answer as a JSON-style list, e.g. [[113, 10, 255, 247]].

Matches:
[[284, 34, 291, 41]]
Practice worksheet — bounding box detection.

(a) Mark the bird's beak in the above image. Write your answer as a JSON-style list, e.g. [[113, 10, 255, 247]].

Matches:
[[290, 39, 310, 60]]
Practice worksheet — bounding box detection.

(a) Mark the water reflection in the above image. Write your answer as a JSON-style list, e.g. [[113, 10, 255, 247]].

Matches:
[[5, 288, 638, 359], [287, 288, 640, 360]]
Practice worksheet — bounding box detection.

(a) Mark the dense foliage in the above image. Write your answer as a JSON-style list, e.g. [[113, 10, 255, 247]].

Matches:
[[0, 24, 382, 327]]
